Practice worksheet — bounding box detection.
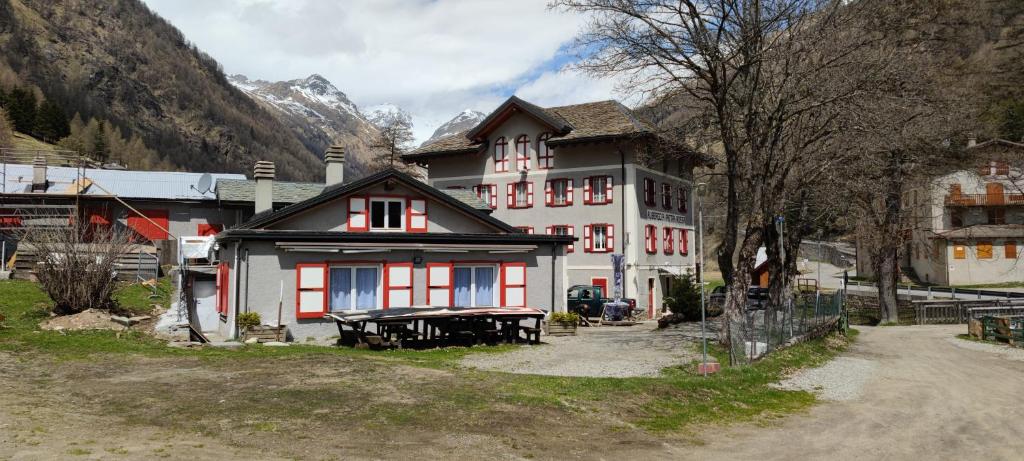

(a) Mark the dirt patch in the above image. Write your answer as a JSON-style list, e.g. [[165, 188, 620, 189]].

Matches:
[[40, 309, 127, 332]]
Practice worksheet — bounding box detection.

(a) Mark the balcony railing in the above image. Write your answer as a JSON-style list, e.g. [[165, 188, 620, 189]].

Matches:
[[944, 193, 1024, 206]]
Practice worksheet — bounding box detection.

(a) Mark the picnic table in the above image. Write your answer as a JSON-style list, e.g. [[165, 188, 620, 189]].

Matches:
[[326, 306, 545, 349]]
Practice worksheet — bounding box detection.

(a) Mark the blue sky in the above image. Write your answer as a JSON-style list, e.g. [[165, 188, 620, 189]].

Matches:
[[142, 0, 629, 143]]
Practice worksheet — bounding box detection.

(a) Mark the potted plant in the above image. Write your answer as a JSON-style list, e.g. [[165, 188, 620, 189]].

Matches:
[[546, 311, 579, 336], [238, 312, 286, 342], [237, 312, 262, 340]]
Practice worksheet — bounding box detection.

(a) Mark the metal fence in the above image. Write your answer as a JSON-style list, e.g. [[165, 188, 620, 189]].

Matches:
[[727, 290, 845, 365]]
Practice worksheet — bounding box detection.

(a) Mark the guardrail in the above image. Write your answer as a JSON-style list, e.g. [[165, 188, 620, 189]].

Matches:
[[944, 193, 1024, 206], [912, 299, 1024, 324], [846, 280, 1024, 300]]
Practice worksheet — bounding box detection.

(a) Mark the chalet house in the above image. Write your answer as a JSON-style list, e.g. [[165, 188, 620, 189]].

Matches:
[[402, 96, 711, 317], [210, 166, 573, 340]]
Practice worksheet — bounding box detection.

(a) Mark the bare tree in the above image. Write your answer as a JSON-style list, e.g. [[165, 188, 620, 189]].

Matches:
[[556, 0, 934, 354], [368, 110, 419, 177]]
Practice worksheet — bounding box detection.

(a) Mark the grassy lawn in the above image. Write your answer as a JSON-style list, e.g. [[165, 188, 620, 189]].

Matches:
[[111, 276, 173, 315], [951, 282, 1024, 289], [0, 279, 857, 458]]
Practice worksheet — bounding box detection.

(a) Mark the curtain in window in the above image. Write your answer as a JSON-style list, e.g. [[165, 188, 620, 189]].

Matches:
[[454, 267, 472, 306], [475, 267, 494, 307], [329, 268, 352, 311], [355, 268, 378, 309]]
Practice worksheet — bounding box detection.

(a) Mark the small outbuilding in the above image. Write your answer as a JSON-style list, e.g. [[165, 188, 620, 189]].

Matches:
[[211, 167, 574, 341]]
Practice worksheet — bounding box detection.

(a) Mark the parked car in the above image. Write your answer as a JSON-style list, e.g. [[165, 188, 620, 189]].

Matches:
[[566, 285, 637, 319], [707, 285, 770, 310]]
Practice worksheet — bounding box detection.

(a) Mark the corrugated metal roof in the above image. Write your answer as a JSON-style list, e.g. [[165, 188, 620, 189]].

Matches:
[[0, 163, 246, 201]]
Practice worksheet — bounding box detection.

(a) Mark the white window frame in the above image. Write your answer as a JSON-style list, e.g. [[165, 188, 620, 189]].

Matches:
[[591, 176, 608, 203], [593, 225, 609, 252], [453, 265, 499, 307], [515, 182, 530, 208], [369, 198, 405, 231], [328, 264, 384, 312], [552, 179, 569, 205]]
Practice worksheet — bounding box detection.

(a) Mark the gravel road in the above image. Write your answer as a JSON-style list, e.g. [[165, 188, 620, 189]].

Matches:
[[689, 325, 1024, 460], [461, 322, 705, 377]]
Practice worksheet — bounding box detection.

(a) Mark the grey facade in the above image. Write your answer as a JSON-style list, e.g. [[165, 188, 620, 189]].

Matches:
[[404, 97, 708, 317], [212, 169, 572, 340]]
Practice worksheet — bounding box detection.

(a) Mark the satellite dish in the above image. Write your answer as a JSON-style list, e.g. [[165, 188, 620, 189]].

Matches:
[[195, 173, 213, 194]]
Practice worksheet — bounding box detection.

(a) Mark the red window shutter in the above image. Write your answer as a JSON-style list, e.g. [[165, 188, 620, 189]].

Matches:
[[501, 262, 527, 307], [583, 225, 593, 252], [646, 225, 657, 254], [681, 229, 689, 255], [545, 226, 553, 235], [568, 225, 575, 253], [526, 182, 534, 207], [216, 263, 229, 315], [384, 263, 414, 308], [566, 179, 574, 205], [544, 180, 553, 206], [606, 225, 614, 252], [347, 197, 368, 231], [489, 185, 498, 209], [506, 183, 514, 208], [583, 177, 592, 204], [664, 227, 674, 254], [605, 176, 614, 204], [427, 263, 453, 307], [197, 223, 223, 236], [407, 198, 428, 233], [296, 263, 327, 319]]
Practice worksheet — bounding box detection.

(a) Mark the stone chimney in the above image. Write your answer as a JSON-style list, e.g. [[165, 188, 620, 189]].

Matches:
[[31, 156, 47, 192], [967, 135, 977, 148], [325, 145, 345, 187], [253, 161, 275, 214]]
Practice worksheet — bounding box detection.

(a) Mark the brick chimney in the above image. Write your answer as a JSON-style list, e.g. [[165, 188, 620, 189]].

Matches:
[[325, 145, 345, 187], [253, 161, 275, 214], [31, 156, 47, 192]]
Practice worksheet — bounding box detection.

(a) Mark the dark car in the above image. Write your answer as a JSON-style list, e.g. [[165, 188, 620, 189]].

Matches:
[[707, 285, 769, 310], [567, 285, 636, 319]]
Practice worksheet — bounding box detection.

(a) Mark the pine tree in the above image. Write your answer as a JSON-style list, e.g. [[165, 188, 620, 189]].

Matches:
[[34, 99, 69, 142], [0, 109, 14, 148], [5, 87, 37, 134], [92, 120, 108, 162]]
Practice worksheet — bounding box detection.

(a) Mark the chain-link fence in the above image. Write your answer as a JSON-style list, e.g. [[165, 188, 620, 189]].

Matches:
[[727, 290, 845, 365]]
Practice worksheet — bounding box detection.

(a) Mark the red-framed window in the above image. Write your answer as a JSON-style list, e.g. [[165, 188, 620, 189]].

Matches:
[[679, 229, 689, 255], [537, 133, 553, 169], [384, 262, 413, 308], [547, 225, 575, 253], [643, 178, 656, 206], [494, 136, 509, 172], [663, 227, 674, 254], [347, 196, 369, 231], [515, 134, 531, 170], [645, 224, 657, 254], [996, 161, 1010, 176], [514, 226, 534, 234], [501, 262, 527, 307], [583, 175, 613, 205], [406, 198, 427, 233], [545, 178, 573, 207], [295, 263, 327, 319], [216, 262, 230, 316], [677, 186, 688, 212], [583, 223, 614, 253], [426, 262, 453, 307], [507, 181, 534, 209], [661, 183, 673, 209], [473, 184, 498, 209]]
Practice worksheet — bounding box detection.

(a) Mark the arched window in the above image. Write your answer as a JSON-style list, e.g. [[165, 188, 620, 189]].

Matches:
[[515, 134, 531, 171], [493, 137, 509, 172], [537, 133, 553, 169]]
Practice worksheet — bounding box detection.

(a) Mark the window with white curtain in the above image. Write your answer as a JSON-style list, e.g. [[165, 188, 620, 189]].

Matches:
[[329, 266, 380, 311], [452, 266, 497, 307]]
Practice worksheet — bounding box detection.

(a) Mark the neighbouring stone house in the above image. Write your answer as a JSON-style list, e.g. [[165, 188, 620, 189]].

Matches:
[[402, 96, 712, 317]]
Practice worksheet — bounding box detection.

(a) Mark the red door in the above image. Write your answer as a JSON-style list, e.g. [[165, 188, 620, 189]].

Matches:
[[647, 278, 656, 318], [591, 278, 608, 298]]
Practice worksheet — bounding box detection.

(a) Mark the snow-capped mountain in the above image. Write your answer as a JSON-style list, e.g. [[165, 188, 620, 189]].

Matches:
[[424, 109, 487, 145], [228, 73, 381, 178]]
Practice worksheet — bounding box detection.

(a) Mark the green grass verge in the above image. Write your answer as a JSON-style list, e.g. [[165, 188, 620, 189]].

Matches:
[[951, 282, 1024, 289], [0, 279, 857, 432], [111, 276, 173, 315]]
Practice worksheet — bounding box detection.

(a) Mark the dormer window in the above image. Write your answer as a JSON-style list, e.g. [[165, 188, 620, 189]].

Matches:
[[515, 134, 531, 170], [494, 137, 509, 172], [538, 133, 553, 169], [370, 198, 404, 230]]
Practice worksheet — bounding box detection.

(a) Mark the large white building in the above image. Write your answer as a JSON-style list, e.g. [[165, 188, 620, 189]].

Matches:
[[403, 96, 711, 317]]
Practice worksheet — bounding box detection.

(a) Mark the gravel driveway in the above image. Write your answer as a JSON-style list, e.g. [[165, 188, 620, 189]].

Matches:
[[689, 325, 1024, 460], [461, 321, 714, 377]]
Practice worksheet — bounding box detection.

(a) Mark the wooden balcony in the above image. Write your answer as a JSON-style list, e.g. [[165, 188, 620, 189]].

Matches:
[[944, 193, 1024, 206]]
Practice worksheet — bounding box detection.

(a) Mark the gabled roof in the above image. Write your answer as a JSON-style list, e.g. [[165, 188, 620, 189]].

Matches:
[[234, 168, 520, 233], [216, 179, 325, 205], [403, 97, 658, 162]]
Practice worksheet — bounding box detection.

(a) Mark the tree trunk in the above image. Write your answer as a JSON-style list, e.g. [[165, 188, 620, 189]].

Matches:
[[875, 241, 901, 324]]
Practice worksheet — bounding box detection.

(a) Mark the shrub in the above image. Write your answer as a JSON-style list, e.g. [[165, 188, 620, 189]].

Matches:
[[663, 274, 703, 321], [549, 312, 580, 324], [237, 312, 261, 331]]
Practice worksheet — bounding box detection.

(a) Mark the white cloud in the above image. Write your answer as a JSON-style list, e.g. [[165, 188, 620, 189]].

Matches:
[[142, 0, 622, 143]]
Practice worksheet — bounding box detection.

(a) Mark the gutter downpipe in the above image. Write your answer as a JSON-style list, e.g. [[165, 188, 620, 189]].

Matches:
[[620, 144, 628, 299], [231, 241, 241, 339], [551, 243, 557, 313], [243, 248, 250, 314]]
